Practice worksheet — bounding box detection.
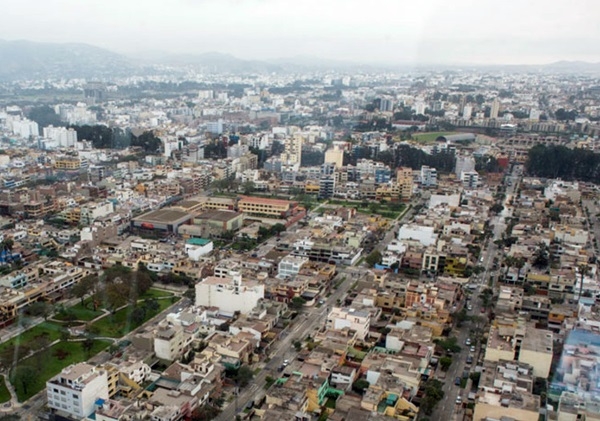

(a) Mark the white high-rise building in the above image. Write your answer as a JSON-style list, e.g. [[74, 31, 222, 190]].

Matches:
[[413, 102, 426, 115], [47, 363, 109, 419], [11, 119, 39, 138], [206, 119, 224, 134], [43, 126, 78, 148], [462, 105, 473, 119]]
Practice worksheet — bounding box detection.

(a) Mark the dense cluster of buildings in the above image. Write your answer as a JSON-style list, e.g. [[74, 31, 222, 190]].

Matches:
[[0, 67, 599, 421]]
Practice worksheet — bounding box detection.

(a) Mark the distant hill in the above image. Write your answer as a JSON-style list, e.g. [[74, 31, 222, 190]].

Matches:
[[131, 50, 283, 74], [1, 39, 599, 81], [0, 39, 137, 81], [543, 60, 600, 72]]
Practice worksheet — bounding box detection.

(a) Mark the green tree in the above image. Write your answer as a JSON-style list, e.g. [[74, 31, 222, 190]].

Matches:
[[435, 337, 461, 353], [25, 301, 52, 320], [365, 250, 382, 267], [532, 243, 549, 270], [293, 340, 302, 351], [234, 365, 254, 388], [191, 404, 222, 421], [490, 204, 504, 214], [289, 296, 306, 310], [241, 181, 256, 195], [130, 307, 146, 325], [81, 338, 95, 357], [0, 238, 13, 253], [28, 105, 63, 130], [439, 356, 453, 371], [71, 274, 98, 304], [11, 365, 37, 395], [352, 378, 370, 394]]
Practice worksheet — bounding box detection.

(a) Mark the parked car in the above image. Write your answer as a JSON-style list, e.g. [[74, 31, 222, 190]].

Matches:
[[454, 377, 461, 386], [456, 396, 462, 404], [470, 346, 476, 353]]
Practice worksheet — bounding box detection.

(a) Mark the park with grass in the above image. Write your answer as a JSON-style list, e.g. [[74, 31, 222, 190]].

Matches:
[[89, 295, 174, 337], [327, 199, 406, 219], [0, 375, 11, 404], [412, 131, 457, 143], [0, 266, 180, 403]]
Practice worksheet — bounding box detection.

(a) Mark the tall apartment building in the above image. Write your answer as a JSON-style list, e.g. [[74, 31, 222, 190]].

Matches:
[[491, 99, 500, 119], [47, 363, 109, 419], [318, 176, 335, 199], [282, 135, 303, 164], [396, 167, 413, 200], [43, 126, 78, 148]]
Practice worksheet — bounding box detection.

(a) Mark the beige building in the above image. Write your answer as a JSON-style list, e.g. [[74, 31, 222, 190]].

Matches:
[[519, 327, 553, 378], [396, 167, 413, 200], [325, 148, 344, 168]]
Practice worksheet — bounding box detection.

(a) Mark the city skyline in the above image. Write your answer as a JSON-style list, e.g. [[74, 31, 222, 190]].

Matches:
[[1, 0, 599, 66]]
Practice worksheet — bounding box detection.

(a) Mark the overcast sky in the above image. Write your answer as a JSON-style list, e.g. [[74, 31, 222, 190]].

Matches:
[[1, 0, 599, 65]]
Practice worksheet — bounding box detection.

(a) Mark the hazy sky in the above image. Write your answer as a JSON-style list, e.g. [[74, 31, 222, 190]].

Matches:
[[1, 0, 599, 65]]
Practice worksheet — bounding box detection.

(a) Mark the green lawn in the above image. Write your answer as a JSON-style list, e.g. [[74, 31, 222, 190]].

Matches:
[[141, 288, 174, 299], [54, 298, 103, 322], [0, 322, 64, 361], [412, 131, 457, 143], [0, 376, 11, 403], [10, 339, 110, 402], [90, 298, 175, 338]]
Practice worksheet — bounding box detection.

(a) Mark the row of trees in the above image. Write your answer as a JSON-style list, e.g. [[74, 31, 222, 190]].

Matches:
[[71, 264, 154, 312], [348, 144, 457, 173], [69, 125, 162, 153], [526, 145, 600, 183]]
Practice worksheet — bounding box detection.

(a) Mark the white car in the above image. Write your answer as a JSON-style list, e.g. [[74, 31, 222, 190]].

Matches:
[[456, 396, 462, 404], [465, 338, 471, 346], [470, 346, 476, 353]]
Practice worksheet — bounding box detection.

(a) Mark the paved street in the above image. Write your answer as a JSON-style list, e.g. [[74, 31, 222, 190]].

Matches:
[[216, 198, 420, 420], [214, 270, 355, 421], [425, 166, 521, 420]]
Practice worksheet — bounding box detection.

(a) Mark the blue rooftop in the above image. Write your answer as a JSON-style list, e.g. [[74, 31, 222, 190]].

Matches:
[[186, 238, 212, 246]]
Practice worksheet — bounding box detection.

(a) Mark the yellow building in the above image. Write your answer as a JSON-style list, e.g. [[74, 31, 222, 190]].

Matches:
[[376, 184, 401, 202], [396, 167, 413, 200], [237, 196, 296, 217], [304, 183, 320, 195], [54, 157, 82, 170]]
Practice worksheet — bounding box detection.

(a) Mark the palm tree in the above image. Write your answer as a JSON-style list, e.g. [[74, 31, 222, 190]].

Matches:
[[504, 255, 516, 283], [514, 257, 526, 284]]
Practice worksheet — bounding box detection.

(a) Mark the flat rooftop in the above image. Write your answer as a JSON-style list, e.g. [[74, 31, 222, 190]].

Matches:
[[133, 208, 191, 224], [195, 210, 242, 222]]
